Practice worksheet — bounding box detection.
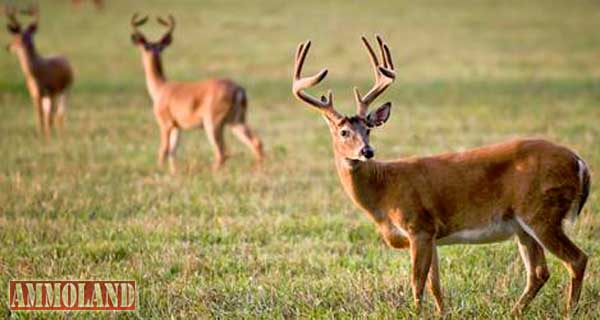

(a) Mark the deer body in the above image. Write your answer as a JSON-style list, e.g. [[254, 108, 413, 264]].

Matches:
[[131, 14, 263, 172], [292, 37, 591, 315], [6, 5, 73, 138], [16, 52, 72, 99], [336, 138, 588, 247], [148, 78, 242, 130]]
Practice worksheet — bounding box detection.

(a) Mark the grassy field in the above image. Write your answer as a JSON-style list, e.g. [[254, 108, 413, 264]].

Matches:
[[1, 0, 599, 318]]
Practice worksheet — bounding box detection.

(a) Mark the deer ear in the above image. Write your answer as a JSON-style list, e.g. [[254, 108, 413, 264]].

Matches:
[[7, 23, 21, 34], [131, 33, 145, 45], [366, 102, 391, 128], [160, 33, 172, 47], [25, 23, 37, 34]]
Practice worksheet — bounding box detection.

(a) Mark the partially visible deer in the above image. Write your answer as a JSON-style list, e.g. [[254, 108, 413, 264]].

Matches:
[[292, 36, 591, 315], [5, 4, 73, 138], [71, 0, 103, 10], [130, 14, 263, 173]]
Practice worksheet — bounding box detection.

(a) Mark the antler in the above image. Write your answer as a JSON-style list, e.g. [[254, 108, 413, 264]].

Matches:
[[354, 35, 396, 118], [292, 40, 343, 122], [157, 14, 175, 39], [5, 4, 20, 30], [130, 12, 148, 34], [20, 2, 39, 26]]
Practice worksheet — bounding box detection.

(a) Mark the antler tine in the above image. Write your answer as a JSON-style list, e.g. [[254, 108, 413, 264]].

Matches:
[[20, 2, 39, 24], [292, 40, 343, 121], [4, 3, 13, 16], [378, 36, 394, 70], [354, 35, 396, 117], [130, 12, 148, 34], [157, 14, 175, 36], [5, 3, 19, 26]]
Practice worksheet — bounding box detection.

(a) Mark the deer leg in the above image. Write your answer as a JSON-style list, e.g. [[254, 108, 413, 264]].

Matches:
[[427, 245, 444, 314], [31, 95, 45, 136], [41, 96, 53, 139], [205, 120, 226, 171], [230, 123, 264, 165], [55, 94, 67, 134], [409, 233, 433, 312], [167, 127, 180, 174], [511, 229, 549, 314], [379, 222, 410, 249], [517, 218, 587, 313], [157, 125, 170, 169]]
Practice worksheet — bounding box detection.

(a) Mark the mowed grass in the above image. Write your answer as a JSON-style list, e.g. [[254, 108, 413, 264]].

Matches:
[[1, 0, 600, 318]]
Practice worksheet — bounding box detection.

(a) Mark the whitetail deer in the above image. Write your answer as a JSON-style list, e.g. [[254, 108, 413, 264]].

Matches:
[[130, 14, 263, 173], [292, 36, 591, 314], [5, 4, 73, 138], [71, 0, 103, 10]]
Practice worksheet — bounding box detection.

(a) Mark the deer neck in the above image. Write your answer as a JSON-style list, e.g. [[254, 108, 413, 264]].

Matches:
[[141, 51, 166, 101], [333, 153, 388, 220], [15, 41, 41, 84]]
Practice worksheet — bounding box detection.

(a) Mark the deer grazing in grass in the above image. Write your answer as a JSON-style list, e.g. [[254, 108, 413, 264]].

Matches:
[[130, 14, 263, 173], [292, 36, 591, 315], [5, 4, 73, 138]]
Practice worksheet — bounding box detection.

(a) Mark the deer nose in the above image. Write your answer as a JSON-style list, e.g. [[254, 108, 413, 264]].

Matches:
[[360, 146, 374, 159]]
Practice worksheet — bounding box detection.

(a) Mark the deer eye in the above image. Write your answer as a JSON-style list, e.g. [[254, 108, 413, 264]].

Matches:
[[340, 129, 350, 138]]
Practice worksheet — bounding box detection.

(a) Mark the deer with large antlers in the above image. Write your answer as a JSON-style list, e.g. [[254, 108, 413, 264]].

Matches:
[[5, 4, 73, 138], [292, 36, 591, 314], [130, 14, 263, 172]]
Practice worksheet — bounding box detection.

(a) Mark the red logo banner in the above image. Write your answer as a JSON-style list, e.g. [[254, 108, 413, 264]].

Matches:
[[9, 280, 136, 311]]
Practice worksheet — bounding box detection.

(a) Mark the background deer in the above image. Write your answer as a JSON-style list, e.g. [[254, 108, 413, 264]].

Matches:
[[130, 14, 263, 173], [5, 4, 73, 138], [71, 0, 103, 10], [292, 36, 591, 315]]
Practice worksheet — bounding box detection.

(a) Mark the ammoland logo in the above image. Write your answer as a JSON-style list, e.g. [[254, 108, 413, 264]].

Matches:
[[9, 280, 136, 311]]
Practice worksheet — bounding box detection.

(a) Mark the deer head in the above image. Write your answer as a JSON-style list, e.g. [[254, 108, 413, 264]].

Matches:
[[130, 13, 175, 55], [292, 36, 396, 162], [4, 3, 39, 53]]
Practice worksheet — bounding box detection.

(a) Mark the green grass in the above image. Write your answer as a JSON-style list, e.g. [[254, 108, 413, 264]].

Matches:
[[1, 0, 599, 318]]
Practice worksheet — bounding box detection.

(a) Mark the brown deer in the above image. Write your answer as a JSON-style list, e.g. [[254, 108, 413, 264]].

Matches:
[[5, 4, 73, 138], [292, 36, 591, 315], [71, 0, 103, 10], [130, 14, 263, 173]]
